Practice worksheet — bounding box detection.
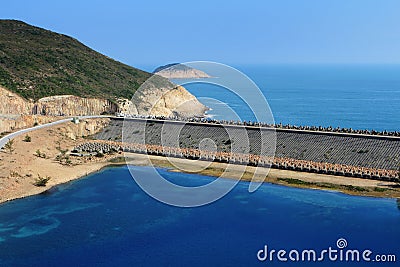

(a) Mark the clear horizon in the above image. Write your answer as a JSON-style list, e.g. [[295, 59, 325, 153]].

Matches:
[[1, 0, 400, 70]]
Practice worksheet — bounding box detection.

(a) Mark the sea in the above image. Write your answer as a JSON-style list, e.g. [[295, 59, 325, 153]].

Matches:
[[0, 64, 399, 266], [180, 64, 400, 132]]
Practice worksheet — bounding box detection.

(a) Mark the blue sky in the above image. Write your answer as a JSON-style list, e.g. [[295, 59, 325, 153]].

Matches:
[[1, 0, 400, 71]]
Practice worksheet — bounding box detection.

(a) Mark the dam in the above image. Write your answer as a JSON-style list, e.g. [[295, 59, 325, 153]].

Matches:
[[75, 117, 400, 181]]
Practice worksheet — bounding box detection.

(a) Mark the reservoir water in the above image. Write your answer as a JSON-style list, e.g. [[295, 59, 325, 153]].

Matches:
[[0, 166, 398, 266]]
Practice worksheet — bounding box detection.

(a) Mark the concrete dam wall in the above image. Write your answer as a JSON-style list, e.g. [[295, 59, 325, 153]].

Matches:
[[93, 118, 400, 171]]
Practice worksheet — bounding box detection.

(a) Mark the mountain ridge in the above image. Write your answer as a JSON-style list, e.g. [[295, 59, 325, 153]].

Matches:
[[0, 20, 207, 133], [0, 19, 151, 101]]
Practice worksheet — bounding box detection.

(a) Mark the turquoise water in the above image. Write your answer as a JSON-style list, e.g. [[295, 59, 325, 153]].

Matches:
[[0, 166, 399, 266], [181, 64, 400, 131]]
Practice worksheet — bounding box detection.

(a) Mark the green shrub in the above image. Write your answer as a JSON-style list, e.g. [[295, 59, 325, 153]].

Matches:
[[35, 149, 46, 158], [23, 135, 31, 142], [344, 185, 368, 192], [373, 187, 387, 192], [33, 175, 51, 186], [4, 139, 15, 153]]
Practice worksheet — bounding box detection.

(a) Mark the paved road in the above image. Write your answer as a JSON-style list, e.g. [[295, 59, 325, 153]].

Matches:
[[0, 116, 108, 150], [2, 114, 398, 151]]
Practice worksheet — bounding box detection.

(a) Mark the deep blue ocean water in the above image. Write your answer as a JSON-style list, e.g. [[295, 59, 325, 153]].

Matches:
[[1, 64, 399, 266], [0, 166, 399, 266], [181, 64, 400, 131]]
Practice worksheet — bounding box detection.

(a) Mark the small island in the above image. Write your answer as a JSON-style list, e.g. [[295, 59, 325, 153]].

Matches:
[[153, 63, 211, 79]]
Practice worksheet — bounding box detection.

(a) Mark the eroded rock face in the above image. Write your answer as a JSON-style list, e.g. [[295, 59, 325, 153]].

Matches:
[[0, 87, 117, 116], [132, 85, 208, 117], [0, 87, 32, 115], [131, 76, 207, 118], [155, 85, 207, 117], [0, 83, 207, 133], [0, 86, 118, 133], [35, 95, 117, 116], [116, 98, 138, 115], [59, 118, 110, 140]]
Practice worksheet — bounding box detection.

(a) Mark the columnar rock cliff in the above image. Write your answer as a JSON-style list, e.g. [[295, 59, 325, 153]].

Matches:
[[1, 87, 118, 117], [35, 95, 117, 116], [0, 86, 32, 115], [0, 83, 207, 133], [0, 86, 115, 133]]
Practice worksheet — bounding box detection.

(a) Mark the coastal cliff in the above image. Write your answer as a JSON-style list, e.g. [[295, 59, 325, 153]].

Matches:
[[131, 76, 207, 117], [0, 86, 31, 115], [0, 85, 117, 132], [0, 84, 207, 132], [0, 20, 207, 133]]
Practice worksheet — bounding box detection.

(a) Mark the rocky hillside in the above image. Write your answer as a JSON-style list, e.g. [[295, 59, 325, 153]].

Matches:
[[0, 20, 150, 100], [0, 86, 116, 116], [0, 85, 114, 132], [154, 63, 211, 79], [0, 20, 207, 133]]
